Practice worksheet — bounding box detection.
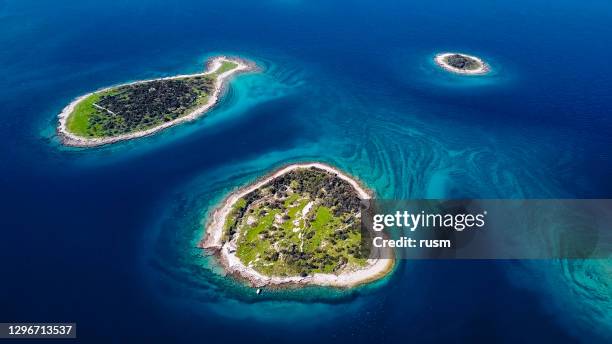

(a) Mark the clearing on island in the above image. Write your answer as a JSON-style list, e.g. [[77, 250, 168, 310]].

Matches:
[[202, 163, 393, 288], [58, 56, 253, 147]]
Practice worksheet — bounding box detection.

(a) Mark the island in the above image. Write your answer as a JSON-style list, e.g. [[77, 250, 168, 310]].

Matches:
[[57, 56, 256, 147], [201, 163, 394, 288], [434, 52, 489, 75]]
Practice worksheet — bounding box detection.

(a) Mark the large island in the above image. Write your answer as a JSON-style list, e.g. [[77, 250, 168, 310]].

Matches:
[[435, 52, 489, 75], [201, 163, 394, 288], [58, 56, 255, 147]]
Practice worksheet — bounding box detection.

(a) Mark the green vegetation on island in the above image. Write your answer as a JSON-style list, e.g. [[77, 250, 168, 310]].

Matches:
[[65, 60, 239, 138], [223, 167, 369, 278], [443, 54, 482, 71]]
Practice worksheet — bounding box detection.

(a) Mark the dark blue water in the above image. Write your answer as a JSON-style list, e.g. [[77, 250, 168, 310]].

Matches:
[[1, 0, 611, 342]]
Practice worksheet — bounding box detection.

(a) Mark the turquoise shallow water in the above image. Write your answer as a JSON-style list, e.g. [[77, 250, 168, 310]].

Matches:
[[1, 0, 611, 342]]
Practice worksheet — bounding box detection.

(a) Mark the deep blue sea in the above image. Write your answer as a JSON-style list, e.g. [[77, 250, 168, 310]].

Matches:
[[1, 0, 611, 342]]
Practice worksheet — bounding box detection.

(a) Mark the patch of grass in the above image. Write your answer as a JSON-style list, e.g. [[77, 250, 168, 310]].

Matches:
[[284, 193, 299, 207], [287, 199, 308, 220], [306, 206, 333, 251], [234, 196, 363, 275], [66, 93, 102, 137], [211, 61, 238, 77], [236, 208, 277, 264]]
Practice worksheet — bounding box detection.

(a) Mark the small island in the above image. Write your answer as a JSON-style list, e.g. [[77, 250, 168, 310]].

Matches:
[[434, 52, 489, 75], [201, 163, 394, 288], [57, 56, 256, 147]]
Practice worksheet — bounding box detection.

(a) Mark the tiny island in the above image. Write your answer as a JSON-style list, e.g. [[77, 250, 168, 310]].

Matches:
[[57, 56, 255, 147], [434, 52, 489, 75], [201, 163, 394, 288]]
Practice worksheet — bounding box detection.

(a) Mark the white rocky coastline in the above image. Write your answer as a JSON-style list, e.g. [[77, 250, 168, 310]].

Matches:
[[57, 56, 257, 147], [201, 162, 395, 289]]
